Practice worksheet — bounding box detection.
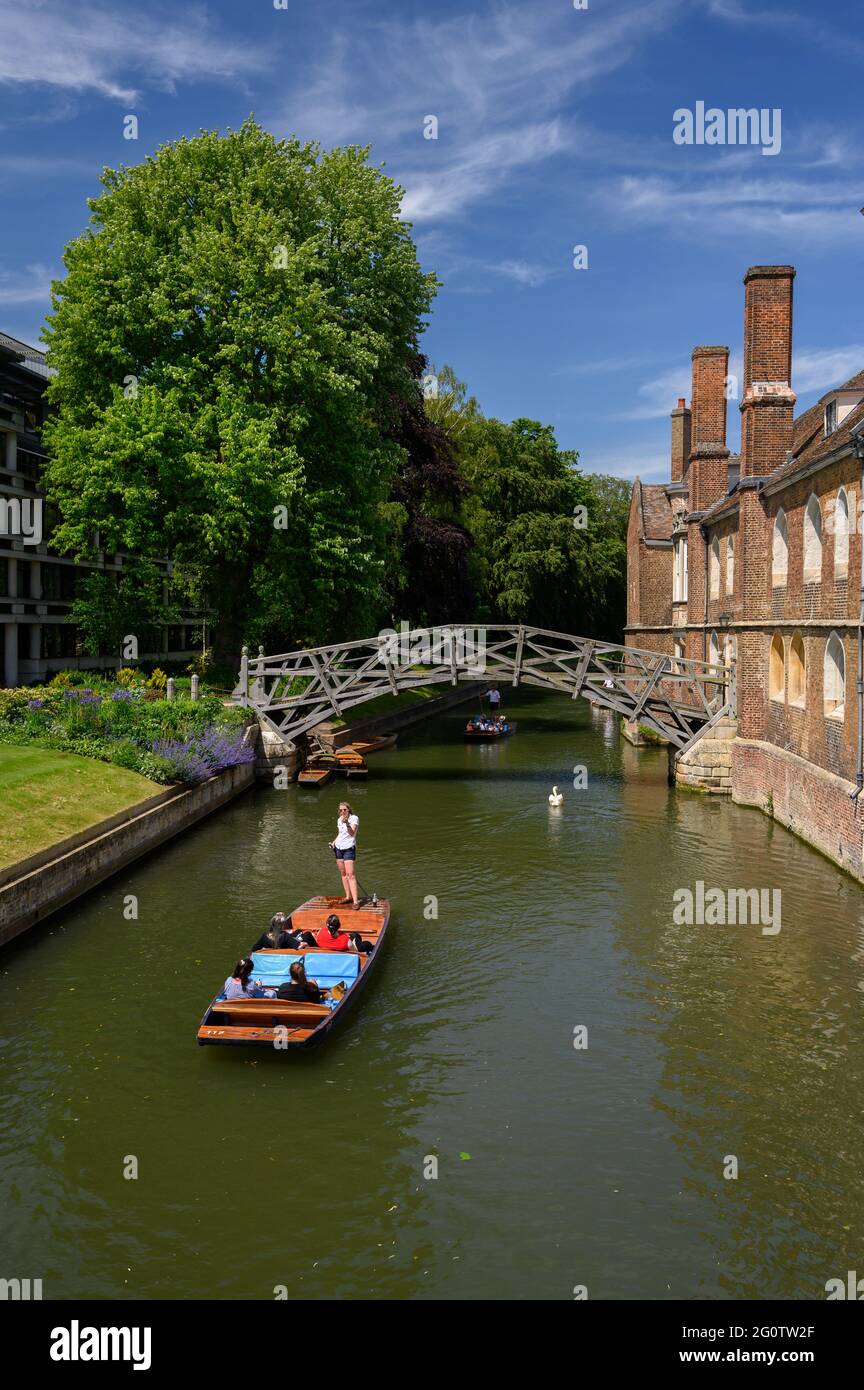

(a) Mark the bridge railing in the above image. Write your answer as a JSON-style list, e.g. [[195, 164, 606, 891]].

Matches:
[[236, 624, 731, 751]]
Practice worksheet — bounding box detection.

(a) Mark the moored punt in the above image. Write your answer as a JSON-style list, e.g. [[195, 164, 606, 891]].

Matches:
[[196, 896, 390, 1050], [464, 719, 517, 741], [331, 747, 369, 777], [303, 748, 369, 777], [350, 734, 397, 755], [297, 767, 335, 787]]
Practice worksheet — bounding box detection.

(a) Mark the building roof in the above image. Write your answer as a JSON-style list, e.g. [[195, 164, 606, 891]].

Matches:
[[0, 331, 50, 378], [763, 369, 864, 489], [638, 481, 674, 541]]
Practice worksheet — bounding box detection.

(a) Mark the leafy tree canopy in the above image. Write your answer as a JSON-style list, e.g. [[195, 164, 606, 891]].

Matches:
[[42, 118, 437, 665], [456, 413, 629, 637]]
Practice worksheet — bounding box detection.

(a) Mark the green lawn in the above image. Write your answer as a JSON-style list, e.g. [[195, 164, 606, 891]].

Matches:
[[0, 745, 161, 870]]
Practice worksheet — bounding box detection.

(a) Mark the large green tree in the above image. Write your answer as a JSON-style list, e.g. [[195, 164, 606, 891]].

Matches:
[[42, 118, 436, 667], [457, 415, 628, 637]]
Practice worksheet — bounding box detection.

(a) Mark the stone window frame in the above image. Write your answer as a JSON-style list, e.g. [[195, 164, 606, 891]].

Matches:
[[803, 493, 823, 583], [834, 486, 850, 578], [824, 631, 845, 719], [772, 509, 788, 586], [709, 535, 721, 599], [788, 633, 806, 708], [725, 534, 734, 594], [769, 632, 785, 703], [673, 534, 688, 603]]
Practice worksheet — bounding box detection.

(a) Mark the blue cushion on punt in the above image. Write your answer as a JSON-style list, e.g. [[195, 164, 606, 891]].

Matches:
[[250, 950, 360, 990]]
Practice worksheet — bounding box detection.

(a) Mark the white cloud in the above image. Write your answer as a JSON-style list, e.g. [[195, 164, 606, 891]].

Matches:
[[794, 347, 864, 396], [486, 259, 555, 288], [400, 122, 569, 224], [0, 263, 55, 305], [0, 0, 266, 102], [607, 173, 863, 246], [620, 364, 694, 421], [272, 0, 682, 224], [580, 448, 670, 483]]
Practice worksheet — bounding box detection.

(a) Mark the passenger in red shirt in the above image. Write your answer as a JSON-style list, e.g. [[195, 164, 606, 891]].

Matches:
[[315, 914, 352, 952], [299, 912, 375, 955]]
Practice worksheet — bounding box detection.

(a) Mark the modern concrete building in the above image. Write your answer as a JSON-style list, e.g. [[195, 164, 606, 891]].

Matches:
[[0, 331, 200, 686]]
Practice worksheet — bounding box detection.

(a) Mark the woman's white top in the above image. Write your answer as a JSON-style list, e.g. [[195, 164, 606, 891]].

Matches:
[[335, 814, 359, 850]]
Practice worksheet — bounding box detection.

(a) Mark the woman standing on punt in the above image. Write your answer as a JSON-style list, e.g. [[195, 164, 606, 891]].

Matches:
[[330, 800, 361, 909]]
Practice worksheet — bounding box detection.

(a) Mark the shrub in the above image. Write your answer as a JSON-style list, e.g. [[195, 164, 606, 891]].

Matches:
[[147, 667, 168, 693], [151, 725, 254, 784]]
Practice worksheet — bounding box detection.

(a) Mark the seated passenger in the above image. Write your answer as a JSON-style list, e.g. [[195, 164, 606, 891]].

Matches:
[[223, 958, 276, 1000], [300, 912, 352, 951], [276, 960, 323, 1003], [250, 912, 303, 952]]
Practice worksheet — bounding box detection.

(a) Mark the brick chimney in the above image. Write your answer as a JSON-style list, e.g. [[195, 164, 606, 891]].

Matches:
[[739, 265, 796, 477], [688, 346, 729, 511], [670, 397, 691, 484]]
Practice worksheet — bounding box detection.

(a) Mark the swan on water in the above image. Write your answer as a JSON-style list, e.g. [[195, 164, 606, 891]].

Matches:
[[548, 786, 563, 806]]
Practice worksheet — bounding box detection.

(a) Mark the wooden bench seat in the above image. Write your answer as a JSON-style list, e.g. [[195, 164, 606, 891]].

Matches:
[[209, 1000, 330, 1026]]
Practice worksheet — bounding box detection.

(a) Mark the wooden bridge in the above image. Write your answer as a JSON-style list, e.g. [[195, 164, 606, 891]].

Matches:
[[236, 625, 733, 754]]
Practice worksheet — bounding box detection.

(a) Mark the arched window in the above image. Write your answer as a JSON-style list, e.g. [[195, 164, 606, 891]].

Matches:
[[788, 634, 806, 706], [710, 536, 720, 598], [804, 494, 822, 579], [723, 634, 737, 702], [726, 535, 734, 593], [769, 633, 785, 702], [673, 535, 688, 603], [824, 632, 845, 717], [834, 487, 849, 575], [772, 510, 788, 584]]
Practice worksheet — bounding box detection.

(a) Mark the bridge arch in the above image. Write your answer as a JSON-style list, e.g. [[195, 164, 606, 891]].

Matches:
[[236, 624, 732, 754]]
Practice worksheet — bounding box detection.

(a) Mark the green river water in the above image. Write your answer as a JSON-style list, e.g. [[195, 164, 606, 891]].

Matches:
[[2, 691, 863, 1300]]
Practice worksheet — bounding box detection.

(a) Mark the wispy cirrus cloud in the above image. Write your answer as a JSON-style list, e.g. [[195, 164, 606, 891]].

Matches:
[[605, 173, 864, 245], [0, 263, 56, 306], [0, 0, 267, 103], [794, 346, 864, 395], [271, 0, 683, 223], [579, 448, 671, 483], [705, 0, 864, 60], [623, 345, 864, 427]]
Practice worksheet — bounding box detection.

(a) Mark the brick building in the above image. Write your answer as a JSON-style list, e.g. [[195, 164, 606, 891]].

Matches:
[[626, 265, 864, 878]]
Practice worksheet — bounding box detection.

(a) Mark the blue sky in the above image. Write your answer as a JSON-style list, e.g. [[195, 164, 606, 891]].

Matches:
[[1, 0, 862, 482]]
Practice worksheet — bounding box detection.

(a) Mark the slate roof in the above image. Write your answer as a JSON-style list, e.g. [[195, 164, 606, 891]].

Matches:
[[763, 370, 864, 488], [639, 481, 674, 541]]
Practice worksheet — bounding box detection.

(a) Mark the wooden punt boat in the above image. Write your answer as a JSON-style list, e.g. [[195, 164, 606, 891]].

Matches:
[[464, 719, 517, 741], [197, 896, 390, 1050], [350, 734, 397, 755], [331, 747, 368, 777], [303, 748, 369, 778], [298, 766, 335, 787]]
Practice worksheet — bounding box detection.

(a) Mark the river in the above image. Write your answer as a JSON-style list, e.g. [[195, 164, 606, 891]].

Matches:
[[2, 690, 863, 1300]]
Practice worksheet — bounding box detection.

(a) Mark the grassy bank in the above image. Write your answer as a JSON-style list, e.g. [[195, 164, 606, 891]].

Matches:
[[0, 745, 162, 870], [330, 684, 443, 727]]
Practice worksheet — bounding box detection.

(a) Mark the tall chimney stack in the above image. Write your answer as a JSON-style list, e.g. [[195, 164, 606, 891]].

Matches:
[[688, 345, 729, 511], [670, 397, 691, 484], [739, 265, 796, 477]]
